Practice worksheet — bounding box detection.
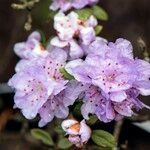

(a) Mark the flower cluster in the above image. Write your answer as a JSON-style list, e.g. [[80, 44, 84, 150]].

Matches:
[[8, 0, 150, 148], [9, 31, 83, 127], [50, 0, 99, 12], [51, 11, 98, 59], [9, 28, 150, 126], [65, 38, 150, 122]]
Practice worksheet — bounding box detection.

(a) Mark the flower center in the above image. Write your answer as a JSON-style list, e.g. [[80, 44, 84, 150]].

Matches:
[[70, 123, 80, 133], [106, 73, 116, 82]]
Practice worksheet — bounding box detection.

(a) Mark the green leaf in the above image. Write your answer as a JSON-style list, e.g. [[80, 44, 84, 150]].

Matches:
[[76, 8, 93, 20], [73, 101, 83, 117], [31, 129, 54, 146], [37, 30, 47, 46], [58, 138, 73, 149], [60, 68, 75, 80], [92, 5, 108, 21], [95, 25, 103, 35], [54, 126, 65, 134], [87, 115, 98, 125], [48, 10, 57, 19], [92, 130, 116, 148]]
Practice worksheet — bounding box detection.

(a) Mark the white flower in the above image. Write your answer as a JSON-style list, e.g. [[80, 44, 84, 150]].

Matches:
[[51, 11, 98, 59], [61, 119, 91, 148], [54, 12, 79, 41]]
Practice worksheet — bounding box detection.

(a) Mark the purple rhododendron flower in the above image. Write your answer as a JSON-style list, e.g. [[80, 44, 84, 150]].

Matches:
[[38, 80, 88, 127], [81, 86, 145, 122], [8, 48, 69, 122], [14, 31, 48, 59], [50, 0, 99, 12], [66, 38, 150, 101], [65, 38, 150, 121], [38, 91, 69, 127], [8, 65, 53, 119], [8, 25, 150, 127], [7, 0, 150, 132]]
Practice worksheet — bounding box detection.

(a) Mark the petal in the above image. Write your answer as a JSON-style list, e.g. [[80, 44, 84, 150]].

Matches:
[[110, 91, 127, 102], [114, 38, 133, 59], [61, 119, 79, 134], [49, 47, 67, 63], [49, 0, 60, 11], [81, 102, 95, 120], [73, 65, 94, 83], [80, 27, 95, 45], [114, 104, 133, 117], [106, 101, 115, 119], [72, 0, 88, 9], [135, 59, 150, 79], [65, 59, 83, 75], [14, 42, 26, 58], [79, 120, 91, 143], [88, 37, 108, 56], [63, 80, 86, 107], [69, 40, 84, 59], [68, 135, 81, 147], [28, 31, 41, 41], [51, 37, 68, 47], [85, 15, 98, 27], [55, 105, 69, 118], [135, 81, 150, 96], [38, 104, 54, 127], [15, 59, 39, 72]]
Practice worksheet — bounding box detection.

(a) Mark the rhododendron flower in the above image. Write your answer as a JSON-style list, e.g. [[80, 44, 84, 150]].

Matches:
[[51, 12, 97, 59], [38, 80, 86, 127], [50, 0, 99, 12], [8, 48, 68, 120], [53, 12, 79, 41], [61, 119, 91, 148], [65, 38, 150, 103], [8, 65, 54, 119], [14, 31, 48, 59], [38, 91, 69, 127], [81, 86, 145, 122], [61, 82, 146, 122]]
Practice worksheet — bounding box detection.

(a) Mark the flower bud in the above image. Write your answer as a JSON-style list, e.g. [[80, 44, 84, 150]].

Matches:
[[61, 119, 91, 148]]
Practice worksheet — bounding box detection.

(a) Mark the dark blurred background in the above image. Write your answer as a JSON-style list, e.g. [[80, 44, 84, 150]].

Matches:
[[0, 0, 150, 149]]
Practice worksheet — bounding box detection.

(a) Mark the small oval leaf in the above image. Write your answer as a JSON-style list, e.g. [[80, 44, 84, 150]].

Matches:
[[54, 126, 65, 134], [76, 8, 93, 20], [60, 68, 75, 80], [73, 101, 83, 117], [31, 128, 54, 146], [87, 115, 98, 125], [95, 25, 103, 35], [92, 5, 108, 21], [92, 130, 116, 148], [37, 30, 47, 46], [58, 138, 73, 149]]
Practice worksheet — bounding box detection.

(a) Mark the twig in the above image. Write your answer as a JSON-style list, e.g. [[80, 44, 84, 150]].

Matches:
[[0, 83, 13, 94], [0, 109, 13, 132], [113, 119, 124, 146], [137, 37, 150, 62], [11, 0, 40, 31], [11, 0, 40, 10], [24, 13, 32, 31]]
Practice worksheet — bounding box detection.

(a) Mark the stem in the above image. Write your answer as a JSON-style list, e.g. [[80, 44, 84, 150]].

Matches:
[[11, 0, 40, 10], [137, 37, 150, 62], [113, 120, 124, 146]]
